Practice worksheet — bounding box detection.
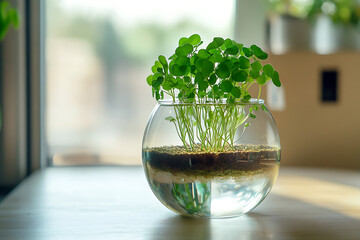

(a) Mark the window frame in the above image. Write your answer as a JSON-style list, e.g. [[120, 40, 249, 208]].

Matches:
[[0, 0, 46, 188]]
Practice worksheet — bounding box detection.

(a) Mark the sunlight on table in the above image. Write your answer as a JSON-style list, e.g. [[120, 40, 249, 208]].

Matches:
[[273, 176, 360, 220]]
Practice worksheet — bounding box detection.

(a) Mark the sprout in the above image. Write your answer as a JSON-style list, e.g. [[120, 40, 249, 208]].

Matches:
[[147, 34, 281, 152]]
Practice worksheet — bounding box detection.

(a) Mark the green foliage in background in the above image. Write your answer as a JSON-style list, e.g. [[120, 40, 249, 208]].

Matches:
[[269, 0, 314, 18], [0, 1, 19, 130], [269, 0, 360, 26], [147, 34, 281, 152], [0, 1, 19, 40], [307, 0, 360, 25]]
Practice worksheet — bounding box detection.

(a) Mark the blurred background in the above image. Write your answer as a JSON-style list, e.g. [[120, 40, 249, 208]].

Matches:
[[45, 0, 236, 166], [1, 0, 360, 191], [45, 0, 360, 168]]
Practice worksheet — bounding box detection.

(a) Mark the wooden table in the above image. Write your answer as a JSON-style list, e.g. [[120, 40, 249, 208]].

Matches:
[[0, 166, 359, 240]]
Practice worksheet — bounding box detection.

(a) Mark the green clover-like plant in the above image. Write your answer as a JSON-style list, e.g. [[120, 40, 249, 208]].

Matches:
[[0, 1, 19, 40], [0, 1, 19, 130], [147, 34, 281, 152]]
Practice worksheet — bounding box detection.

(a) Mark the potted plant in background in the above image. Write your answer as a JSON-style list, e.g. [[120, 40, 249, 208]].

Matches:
[[267, 0, 314, 53], [307, 0, 360, 53], [267, 0, 360, 54], [142, 34, 282, 218], [0, 0, 19, 129]]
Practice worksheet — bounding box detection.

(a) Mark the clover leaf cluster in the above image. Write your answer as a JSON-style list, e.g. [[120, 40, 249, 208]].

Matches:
[[147, 34, 281, 103]]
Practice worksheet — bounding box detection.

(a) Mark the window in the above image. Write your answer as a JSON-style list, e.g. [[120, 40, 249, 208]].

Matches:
[[46, 0, 236, 166]]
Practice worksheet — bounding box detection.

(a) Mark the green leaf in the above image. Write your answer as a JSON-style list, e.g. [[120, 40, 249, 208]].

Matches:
[[219, 80, 233, 92], [210, 53, 224, 63], [190, 65, 196, 75], [224, 59, 234, 68], [206, 42, 217, 51], [186, 91, 195, 99], [183, 76, 191, 83], [257, 74, 267, 85], [271, 71, 281, 87], [175, 77, 184, 89], [151, 65, 158, 73], [249, 113, 256, 119], [177, 91, 183, 99], [230, 87, 241, 98], [146, 75, 153, 86], [152, 76, 163, 88], [238, 56, 250, 69], [232, 70, 247, 82], [263, 64, 274, 77], [168, 76, 177, 84], [171, 64, 190, 76], [213, 84, 219, 93], [179, 37, 188, 46], [224, 38, 233, 48], [158, 55, 167, 67], [208, 74, 217, 85], [208, 49, 221, 55], [190, 55, 197, 65], [234, 43, 243, 52], [201, 59, 214, 76], [251, 61, 262, 72], [215, 62, 231, 79], [198, 91, 206, 98], [198, 80, 208, 91], [224, 46, 239, 55], [195, 58, 214, 76], [250, 70, 260, 79], [194, 57, 202, 68], [195, 72, 204, 83], [155, 60, 162, 68], [198, 49, 210, 59], [152, 72, 163, 81], [175, 44, 193, 56], [243, 47, 253, 57], [206, 37, 225, 51], [243, 93, 251, 101], [162, 80, 172, 90], [213, 37, 225, 47], [175, 56, 190, 67], [250, 45, 268, 60], [188, 34, 201, 45]]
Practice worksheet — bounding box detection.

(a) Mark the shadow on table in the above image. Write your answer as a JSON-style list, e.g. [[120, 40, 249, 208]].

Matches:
[[150, 213, 273, 240], [150, 196, 360, 240]]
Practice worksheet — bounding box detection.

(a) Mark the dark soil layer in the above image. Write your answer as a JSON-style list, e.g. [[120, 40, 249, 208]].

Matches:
[[144, 145, 280, 175]]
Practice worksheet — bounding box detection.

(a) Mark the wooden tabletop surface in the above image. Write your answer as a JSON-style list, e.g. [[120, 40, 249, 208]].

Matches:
[[0, 166, 359, 240]]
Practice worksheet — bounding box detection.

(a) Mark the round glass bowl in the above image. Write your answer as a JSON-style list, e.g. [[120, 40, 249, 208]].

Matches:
[[142, 99, 280, 218]]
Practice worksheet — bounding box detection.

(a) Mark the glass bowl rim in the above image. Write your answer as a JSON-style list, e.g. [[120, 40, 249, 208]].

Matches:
[[157, 98, 265, 106]]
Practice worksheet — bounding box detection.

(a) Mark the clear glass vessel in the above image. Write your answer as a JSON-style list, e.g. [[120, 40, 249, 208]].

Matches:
[[142, 99, 280, 218]]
